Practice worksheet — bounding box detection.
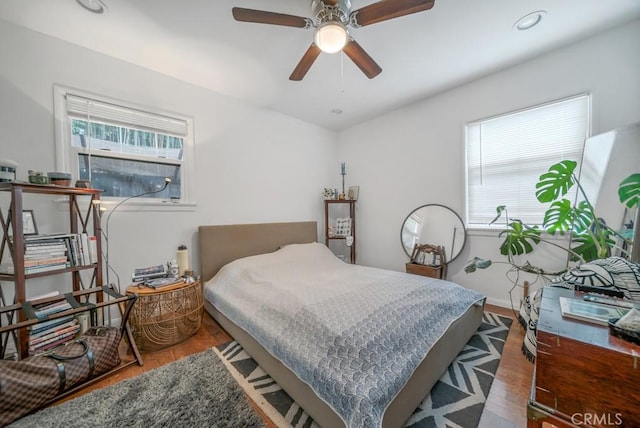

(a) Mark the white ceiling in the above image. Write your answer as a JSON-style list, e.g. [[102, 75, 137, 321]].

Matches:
[[1, 0, 640, 131]]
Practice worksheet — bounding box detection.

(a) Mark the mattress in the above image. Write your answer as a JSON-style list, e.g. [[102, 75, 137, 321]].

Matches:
[[204, 243, 485, 427]]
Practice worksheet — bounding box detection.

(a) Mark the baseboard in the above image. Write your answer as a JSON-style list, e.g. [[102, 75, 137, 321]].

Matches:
[[486, 296, 517, 311]]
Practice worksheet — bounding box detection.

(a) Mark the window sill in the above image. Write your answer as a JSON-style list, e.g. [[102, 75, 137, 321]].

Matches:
[[55, 198, 197, 212], [466, 225, 571, 242]]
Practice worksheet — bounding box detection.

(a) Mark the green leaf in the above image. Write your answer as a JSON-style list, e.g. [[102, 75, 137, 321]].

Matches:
[[570, 230, 615, 262], [464, 257, 492, 273], [571, 200, 596, 234], [618, 173, 640, 208], [489, 205, 507, 226], [542, 199, 574, 235], [535, 160, 577, 203], [498, 221, 541, 256]]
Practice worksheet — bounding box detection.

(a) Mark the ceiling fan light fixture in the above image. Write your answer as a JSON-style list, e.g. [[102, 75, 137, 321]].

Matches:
[[314, 21, 349, 54]]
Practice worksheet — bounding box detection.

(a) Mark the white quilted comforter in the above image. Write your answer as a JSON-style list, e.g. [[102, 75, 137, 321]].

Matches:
[[204, 242, 484, 427]]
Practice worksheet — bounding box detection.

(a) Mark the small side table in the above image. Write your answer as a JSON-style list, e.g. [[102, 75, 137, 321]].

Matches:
[[126, 280, 203, 353], [405, 262, 447, 279]]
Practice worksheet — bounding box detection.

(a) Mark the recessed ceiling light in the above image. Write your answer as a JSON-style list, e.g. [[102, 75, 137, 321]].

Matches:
[[76, 0, 108, 14], [513, 10, 546, 31], [330, 108, 343, 115]]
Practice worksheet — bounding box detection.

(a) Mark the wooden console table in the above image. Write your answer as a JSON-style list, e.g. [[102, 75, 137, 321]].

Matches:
[[527, 286, 640, 427]]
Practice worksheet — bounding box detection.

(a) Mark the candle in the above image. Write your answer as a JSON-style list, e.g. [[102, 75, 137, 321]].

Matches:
[[341, 162, 346, 175]]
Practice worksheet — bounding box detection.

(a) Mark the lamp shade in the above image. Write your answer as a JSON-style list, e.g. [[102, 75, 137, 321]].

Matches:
[[314, 21, 348, 53]]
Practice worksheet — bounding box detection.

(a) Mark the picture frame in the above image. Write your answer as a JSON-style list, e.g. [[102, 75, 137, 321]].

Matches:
[[335, 218, 352, 237], [22, 210, 38, 235], [348, 185, 359, 200]]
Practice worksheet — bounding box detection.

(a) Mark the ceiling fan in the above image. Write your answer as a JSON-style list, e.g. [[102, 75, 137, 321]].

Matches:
[[232, 0, 436, 81]]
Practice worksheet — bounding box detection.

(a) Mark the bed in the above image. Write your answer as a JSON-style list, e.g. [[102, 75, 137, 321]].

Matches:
[[199, 221, 485, 428]]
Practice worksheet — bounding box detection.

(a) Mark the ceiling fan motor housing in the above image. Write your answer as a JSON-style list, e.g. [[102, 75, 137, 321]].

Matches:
[[312, 0, 351, 26]]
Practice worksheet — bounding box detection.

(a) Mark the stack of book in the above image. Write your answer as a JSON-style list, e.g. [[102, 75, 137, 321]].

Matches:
[[28, 300, 80, 355], [0, 233, 99, 275], [24, 235, 70, 274]]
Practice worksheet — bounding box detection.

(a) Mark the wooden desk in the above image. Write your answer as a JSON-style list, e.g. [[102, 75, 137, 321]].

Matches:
[[528, 287, 640, 427]]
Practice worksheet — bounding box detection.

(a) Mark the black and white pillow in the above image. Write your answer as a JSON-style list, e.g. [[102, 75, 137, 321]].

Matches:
[[553, 257, 640, 301]]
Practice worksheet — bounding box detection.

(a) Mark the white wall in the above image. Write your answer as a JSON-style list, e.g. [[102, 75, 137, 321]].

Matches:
[[2, 17, 639, 311], [0, 20, 337, 302], [337, 19, 640, 307]]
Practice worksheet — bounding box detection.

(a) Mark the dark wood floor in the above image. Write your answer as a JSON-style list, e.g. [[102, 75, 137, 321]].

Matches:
[[62, 303, 533, 428]]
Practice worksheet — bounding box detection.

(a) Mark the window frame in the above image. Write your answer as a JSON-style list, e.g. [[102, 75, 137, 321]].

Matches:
[[464, 93, 591, 230], [53, 85, 196, 210]]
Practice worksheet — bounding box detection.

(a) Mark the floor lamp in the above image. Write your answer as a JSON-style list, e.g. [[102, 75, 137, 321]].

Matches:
[[103, 177, 171, 293]]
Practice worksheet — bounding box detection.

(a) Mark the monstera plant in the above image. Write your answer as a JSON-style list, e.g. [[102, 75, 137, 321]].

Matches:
[[465, 160, 640, 275]]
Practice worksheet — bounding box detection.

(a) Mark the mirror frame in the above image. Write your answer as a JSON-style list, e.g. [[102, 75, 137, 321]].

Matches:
[[573, 121, 640, 263], [400, 203, 467, 264]]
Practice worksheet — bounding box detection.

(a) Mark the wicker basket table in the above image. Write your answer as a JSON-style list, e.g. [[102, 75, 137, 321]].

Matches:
[[126, 280, 203, 353]]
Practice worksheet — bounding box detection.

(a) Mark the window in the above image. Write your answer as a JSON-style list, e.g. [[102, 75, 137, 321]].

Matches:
[[54, 86, 195, 205], [465, 94, 590, 227]]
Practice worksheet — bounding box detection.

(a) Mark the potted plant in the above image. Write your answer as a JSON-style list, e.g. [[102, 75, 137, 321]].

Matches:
[[465, 160, 640, 276]]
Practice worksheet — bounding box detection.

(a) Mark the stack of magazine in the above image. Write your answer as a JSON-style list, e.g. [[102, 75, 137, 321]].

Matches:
[[28, 300, 79, 355], [144, 277, 184, 289]]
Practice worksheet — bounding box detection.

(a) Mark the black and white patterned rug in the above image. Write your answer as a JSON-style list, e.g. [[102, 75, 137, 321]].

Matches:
[[213, 312, 512, 428]]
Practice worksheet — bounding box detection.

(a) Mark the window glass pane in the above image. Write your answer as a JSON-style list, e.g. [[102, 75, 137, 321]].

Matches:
[[78, 154, 181, 199], [465, 95, 589, 226], [71, 119, 184, 161]]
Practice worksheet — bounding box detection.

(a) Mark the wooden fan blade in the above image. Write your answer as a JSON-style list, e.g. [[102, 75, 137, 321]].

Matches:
[[342, 39, 382, 79], [290, 44, 322, 81], [350, 0, 435, 27], [232, 7, 309, 28]]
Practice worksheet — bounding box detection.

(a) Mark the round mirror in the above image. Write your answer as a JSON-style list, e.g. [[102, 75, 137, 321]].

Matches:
[[400, 204, 467, 263]]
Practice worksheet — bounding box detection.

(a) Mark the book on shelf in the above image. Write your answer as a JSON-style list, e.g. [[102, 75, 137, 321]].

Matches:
[[80, 233, 90, 266], [28, 322, 79, 345], [22, 233, 97, 268], [88, 235, 98, 264], [25, 233, 77, 242], [28, 319, 78, 339], [24, 251, 67, 260], [29, 314, 75, 334], [33, 300, 72, 319], [24, 256, 69, 268], [30, 290, 61, 300], [25, 262, 70, 274], [559, 296, 631, 326], [0, 262, 70, 275], [28, 328, 79, 354], [24, 245, 67, 253]]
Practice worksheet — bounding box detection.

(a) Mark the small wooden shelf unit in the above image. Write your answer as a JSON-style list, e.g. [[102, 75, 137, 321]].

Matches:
[[0, 182, 142, 393], [324, 199, 356, 264]]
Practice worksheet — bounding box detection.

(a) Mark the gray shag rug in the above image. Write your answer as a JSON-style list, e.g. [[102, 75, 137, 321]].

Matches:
[[9, 349, 264, 428]]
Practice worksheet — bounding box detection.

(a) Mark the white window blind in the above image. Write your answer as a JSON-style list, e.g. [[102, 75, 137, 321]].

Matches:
[[465, 94, 590, 226], [65, 94, 188, 136], [54, 85, 195, 204]]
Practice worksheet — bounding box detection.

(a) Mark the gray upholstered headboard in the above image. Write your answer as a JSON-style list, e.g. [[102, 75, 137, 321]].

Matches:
[[198, 221, 318, 282]]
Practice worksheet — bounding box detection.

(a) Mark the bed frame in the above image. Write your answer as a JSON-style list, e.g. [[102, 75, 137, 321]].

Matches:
[[199, 221, 484, 428]]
